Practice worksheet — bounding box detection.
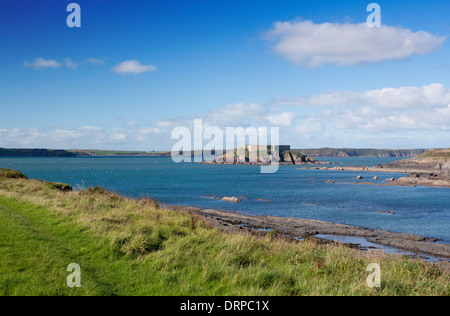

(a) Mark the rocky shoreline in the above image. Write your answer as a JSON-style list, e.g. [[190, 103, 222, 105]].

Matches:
[[202, 160, 331, 166], [299, 149, 450, 188], [170, 205, 450, 260]]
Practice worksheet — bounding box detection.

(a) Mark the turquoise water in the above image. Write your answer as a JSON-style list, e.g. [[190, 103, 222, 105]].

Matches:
[[1, 156, 449, 243]]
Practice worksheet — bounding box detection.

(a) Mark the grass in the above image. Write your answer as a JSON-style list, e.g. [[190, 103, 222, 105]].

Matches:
[[0, 168, 28, 179], [416, 148, 450, 160], [0, 174, 448, 296], [45, 181, 73, 192]]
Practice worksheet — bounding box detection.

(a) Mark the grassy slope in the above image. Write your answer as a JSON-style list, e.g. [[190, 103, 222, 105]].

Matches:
[[416, 148, 450, 160], [0, 177, 448, 296]]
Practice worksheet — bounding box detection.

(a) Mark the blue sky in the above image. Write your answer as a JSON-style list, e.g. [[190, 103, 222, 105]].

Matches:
[[0, 0, 449, 150]]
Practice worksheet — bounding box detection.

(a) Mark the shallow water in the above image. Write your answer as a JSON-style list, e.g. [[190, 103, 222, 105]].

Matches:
[[315, 234, 442, 262], [1, 156, 449, 243]]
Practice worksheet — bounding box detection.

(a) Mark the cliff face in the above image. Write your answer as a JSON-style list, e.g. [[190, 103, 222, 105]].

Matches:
[[0, 148, 76, 157], [294, 148, 431, 158], [281, 151, 317, 164]]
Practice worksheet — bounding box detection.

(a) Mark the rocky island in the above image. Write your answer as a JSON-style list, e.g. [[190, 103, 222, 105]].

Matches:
[[202, 145, 330, 165]]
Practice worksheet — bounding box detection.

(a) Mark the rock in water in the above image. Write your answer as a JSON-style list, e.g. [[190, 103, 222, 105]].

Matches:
[[222, 197, 241, 203]]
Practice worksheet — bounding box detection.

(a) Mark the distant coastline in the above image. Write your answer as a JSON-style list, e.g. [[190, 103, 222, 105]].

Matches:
[[293, 148, 432, 158], [0, 148, 76, 157], [0, 147, 434, 158]]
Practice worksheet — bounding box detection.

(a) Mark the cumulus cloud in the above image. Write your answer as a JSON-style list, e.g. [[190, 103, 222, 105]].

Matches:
[[264, 20, 446, 67], [0, 125, 167, 150], [293, 116, 324, 134], [276, 83, 450, 136], [0, 126, 100, 148], [111, 60, 157, 75], [4, 83, 448, 149], [153, 102, 297, 130], [266, 112, 296, 127], [271, 83, 450, 110], [329, 105, 450, 132]]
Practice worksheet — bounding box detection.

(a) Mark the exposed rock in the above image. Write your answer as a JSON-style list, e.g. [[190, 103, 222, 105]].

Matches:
[[178, 206, 449, 259], [205, 148, 331, 165], [299, 148, 450, 188], [377, 210, 396, 215], [356, 176, 364, 179], [222, 196, 241, 203]]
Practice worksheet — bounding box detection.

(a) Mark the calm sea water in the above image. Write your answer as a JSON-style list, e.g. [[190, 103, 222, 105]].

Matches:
[[1, 156, 449, 243]]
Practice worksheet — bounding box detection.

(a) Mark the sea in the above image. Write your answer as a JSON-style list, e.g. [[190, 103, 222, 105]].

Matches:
[[1, 156, 449, 245]]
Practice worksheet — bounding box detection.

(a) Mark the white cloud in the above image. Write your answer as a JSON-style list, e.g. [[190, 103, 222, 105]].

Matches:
[[125, 121, 139, 127], [79, 126, 102, 132], [83, 58, 105, 65], [205, 103, 266, 126], [271, 83, 450, 110], [111, 60, 157, 75], [329, 105, 450, 132], [277, 83, 450, 135], [64, 58, 79, 70], [3, 83, 448, 150], [24, 57, 105, 70], [153, 102, 297, 129], [0, 125, 170, 150], [293, 116, 324, 134], [266, 112, 296, 127], [24, 58, 61, 70], [155, 121, 177, 128], [264, 20, 446, 67]]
